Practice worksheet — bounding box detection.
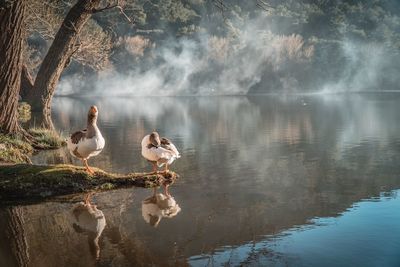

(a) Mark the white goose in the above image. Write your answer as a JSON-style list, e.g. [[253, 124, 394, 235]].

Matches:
[[72, 193, 106, 259], [67, 106, 105, 174], [141, 131, 180, 174], [141, 187, 181, 227]]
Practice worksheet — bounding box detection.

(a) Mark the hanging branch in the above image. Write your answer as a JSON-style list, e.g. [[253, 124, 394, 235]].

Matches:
[[256, 0, 273, 13], [92, 0, 135, 25]]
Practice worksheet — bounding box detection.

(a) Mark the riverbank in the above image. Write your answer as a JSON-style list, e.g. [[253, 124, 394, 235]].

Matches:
[[0, 128, 65, 164], [0, 102, 65, 164]]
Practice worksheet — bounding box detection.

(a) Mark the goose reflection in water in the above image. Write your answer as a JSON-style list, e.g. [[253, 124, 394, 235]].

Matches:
[[72, 193, 106, 260], [142, 184, 181, 227]]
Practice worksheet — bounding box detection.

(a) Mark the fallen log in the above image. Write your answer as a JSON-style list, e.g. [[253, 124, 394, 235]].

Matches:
[[0, 164, 178, 202]]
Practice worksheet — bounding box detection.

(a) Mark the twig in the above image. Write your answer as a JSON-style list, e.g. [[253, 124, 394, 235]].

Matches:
[[92, 2, 118, 13], [92, 1, 135, 25]]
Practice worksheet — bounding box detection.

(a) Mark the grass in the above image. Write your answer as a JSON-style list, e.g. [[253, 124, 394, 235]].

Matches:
[[28, 127, 66, 148], [0, 134, 33, 164], [0, 128, 65, 164], [0, 164, 178, 202], [0, 102, 65, 163]]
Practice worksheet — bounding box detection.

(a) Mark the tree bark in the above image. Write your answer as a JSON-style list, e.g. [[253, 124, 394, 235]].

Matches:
[[0, 0, 26, 134], [4, 207, 30, 267], [26, 0, 101, 129], [20, 64, 34, 100]]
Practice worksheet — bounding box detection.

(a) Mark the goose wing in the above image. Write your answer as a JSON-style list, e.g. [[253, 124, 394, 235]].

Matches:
[[161, 137, 180, 158], [70, 129, 87, 144]]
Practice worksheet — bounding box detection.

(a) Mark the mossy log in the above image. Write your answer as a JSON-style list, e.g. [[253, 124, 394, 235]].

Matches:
[[0, 164, 178, 202]]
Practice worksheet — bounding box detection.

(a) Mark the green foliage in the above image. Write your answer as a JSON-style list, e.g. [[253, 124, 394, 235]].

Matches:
[[17, 102, 31, 123], [268, 0, 400, 50], [157, 0, 199, 22]]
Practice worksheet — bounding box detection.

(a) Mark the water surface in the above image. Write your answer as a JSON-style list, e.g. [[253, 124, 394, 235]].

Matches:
[[2, 94, 400, 266]]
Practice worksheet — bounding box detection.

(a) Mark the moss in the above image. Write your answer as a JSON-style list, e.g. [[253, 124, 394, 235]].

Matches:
[[18, 102, 31, 123], [28, 127, 66, 148], [0, 134, 33, 164], [0, 164, 178, 202], [98, 182, 115, 190]]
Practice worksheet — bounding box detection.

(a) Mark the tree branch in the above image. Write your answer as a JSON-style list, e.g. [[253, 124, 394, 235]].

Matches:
[[91, 2, 118, 13], [92, 1, 135, 25], [256, 0, 273, 13]]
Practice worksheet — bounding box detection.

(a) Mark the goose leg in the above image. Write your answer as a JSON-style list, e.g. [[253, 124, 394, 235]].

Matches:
[[164, 184, 170, 197], [83, 159, 94, 174], [84, 192, 94, 205], [163, 163, 169, 174], [153, 187, 157, 196], [150, 161, 158, 174]]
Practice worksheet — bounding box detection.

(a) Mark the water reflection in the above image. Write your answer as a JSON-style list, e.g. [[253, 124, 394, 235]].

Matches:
[[72, 193, 106, 259], [142, 186, 181, 227], [189, 190, 400, 267], [6, 94, 400, 266]]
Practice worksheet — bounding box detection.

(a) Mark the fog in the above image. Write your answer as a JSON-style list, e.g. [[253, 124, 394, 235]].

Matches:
[[56, 1, 400, 96]]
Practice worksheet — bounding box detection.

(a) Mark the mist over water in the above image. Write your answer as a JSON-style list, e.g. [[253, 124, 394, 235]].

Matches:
[[57, 4, 400, 97]]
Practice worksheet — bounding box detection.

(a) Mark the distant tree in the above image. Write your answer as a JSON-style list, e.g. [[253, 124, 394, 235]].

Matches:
[[0, 0, 27, 134]]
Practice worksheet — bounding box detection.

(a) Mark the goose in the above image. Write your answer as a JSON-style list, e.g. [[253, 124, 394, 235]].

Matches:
[[141, 186, 181, 227], [67, 106, 105, 174], [141, 131, 180, 174], [72, 193, 106, 259]]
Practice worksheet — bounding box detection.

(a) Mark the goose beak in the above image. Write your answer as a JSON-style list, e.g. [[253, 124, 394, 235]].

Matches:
[[90, 106, 98, 114]]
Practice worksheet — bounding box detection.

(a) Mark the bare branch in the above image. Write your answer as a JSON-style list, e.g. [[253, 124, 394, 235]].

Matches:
[[256, 0, 273, 13], [92, 0, 135, 25], [92, 2, 118, 13], [116, 5, 135, 24]]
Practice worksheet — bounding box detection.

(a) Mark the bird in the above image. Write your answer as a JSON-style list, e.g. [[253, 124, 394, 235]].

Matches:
[[72, 193, 106, 259], [67, 105, 105, 174], [141, 131, 180, 174], [141, 186, 181, 227]]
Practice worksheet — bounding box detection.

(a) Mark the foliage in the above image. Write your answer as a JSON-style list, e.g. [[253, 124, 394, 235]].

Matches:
[[17, 102, 31, 123], [25, 0, 112, 73], [208, 36, 230, 63], [263, 33, 314, 64], [117, 35, 152, 57], [21, 0, 400, 93], [155, 0, 200, 22]]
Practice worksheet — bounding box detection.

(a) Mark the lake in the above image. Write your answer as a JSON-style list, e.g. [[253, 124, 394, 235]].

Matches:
[[1, 94, 400, 267]]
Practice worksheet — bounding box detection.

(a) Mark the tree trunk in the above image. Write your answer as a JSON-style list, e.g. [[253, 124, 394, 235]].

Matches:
[[20, 64, 34, 100], [0, 0, 26, 134], [26, 0, 100, 129], [0, 206, 30, 267]]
